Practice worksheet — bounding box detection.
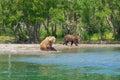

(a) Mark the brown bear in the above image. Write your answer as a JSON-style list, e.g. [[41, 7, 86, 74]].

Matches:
[[40, 36, 56, 51], [63, 34, 79, 46]]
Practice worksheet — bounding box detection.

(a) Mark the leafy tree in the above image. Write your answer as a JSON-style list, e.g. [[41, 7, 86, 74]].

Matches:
[[0, 0, 120, 43]]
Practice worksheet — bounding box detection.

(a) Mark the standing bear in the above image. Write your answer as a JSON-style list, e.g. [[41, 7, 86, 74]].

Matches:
[[63, 34, 79, 46], [40, 36, 56, 51]]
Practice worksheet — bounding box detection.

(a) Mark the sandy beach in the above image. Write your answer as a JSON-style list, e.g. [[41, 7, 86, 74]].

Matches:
[[0, 44, 120, 55]]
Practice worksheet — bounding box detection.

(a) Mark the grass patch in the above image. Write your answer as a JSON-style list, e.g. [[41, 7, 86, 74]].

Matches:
[[90, 32, 114, 41], [56, 37, 63, 44], [90, 33, 100, 41], [0, 36, 15, 43], [104, 32, 114, 40]]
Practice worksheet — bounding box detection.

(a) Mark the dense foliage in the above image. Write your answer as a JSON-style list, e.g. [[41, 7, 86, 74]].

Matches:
[[0, 0, 120, 43]]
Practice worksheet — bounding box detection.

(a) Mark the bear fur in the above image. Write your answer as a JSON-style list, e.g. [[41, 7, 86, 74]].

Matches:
[[63, 34, 79, 46], [40, 36, 56, 51]]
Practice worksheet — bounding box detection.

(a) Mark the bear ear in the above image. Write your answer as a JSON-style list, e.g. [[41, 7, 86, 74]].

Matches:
[[51, 37, 56, 43], [45, 37, 49, 39], [46, 36, 56, 43], [48, 38, 52, 41], [53, 37, 56, 43]]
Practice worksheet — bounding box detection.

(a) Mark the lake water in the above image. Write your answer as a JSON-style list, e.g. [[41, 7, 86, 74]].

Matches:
[[0, 47, 120, 80]]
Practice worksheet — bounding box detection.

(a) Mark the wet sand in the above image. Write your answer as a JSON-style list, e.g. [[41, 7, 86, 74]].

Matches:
[[0, 44, 120, 55]]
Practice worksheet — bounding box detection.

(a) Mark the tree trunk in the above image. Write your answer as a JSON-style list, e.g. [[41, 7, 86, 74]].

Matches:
[[2, 24, 7, 35], [61, 23, 66, 37], [98, 28, 104, 41], [26, 22, 41, 43], [52, 25, 57, 37], [106, 16, 116, 39], [25, 22, 33, 43], [95, 21, 104, 42], [73, 12, 78, 34], [33, 22, 41, 43], [43, 19, 50, 36], [36, 22, 41, 42], [13, 23, 28, 43]]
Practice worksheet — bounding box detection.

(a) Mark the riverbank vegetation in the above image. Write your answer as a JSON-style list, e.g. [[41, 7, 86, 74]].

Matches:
[[0, 0, 120, 43]]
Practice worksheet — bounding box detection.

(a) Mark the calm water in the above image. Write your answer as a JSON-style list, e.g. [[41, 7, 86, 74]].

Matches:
[[0, 47, 120, 80]]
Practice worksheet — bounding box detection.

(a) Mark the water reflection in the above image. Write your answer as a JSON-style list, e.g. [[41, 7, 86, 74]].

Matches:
[[0, 47, 120, 80]]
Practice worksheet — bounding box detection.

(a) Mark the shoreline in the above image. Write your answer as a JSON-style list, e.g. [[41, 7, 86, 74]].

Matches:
[[0, 44, 120, 55]]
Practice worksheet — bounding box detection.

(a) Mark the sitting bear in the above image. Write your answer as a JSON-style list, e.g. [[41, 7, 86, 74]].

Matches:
[[40, 36, 56, 51], [63, 34, 79, 46]]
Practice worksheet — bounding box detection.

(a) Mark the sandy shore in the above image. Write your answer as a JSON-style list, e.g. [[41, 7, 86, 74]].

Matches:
[[0, 44, 120, 55]]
